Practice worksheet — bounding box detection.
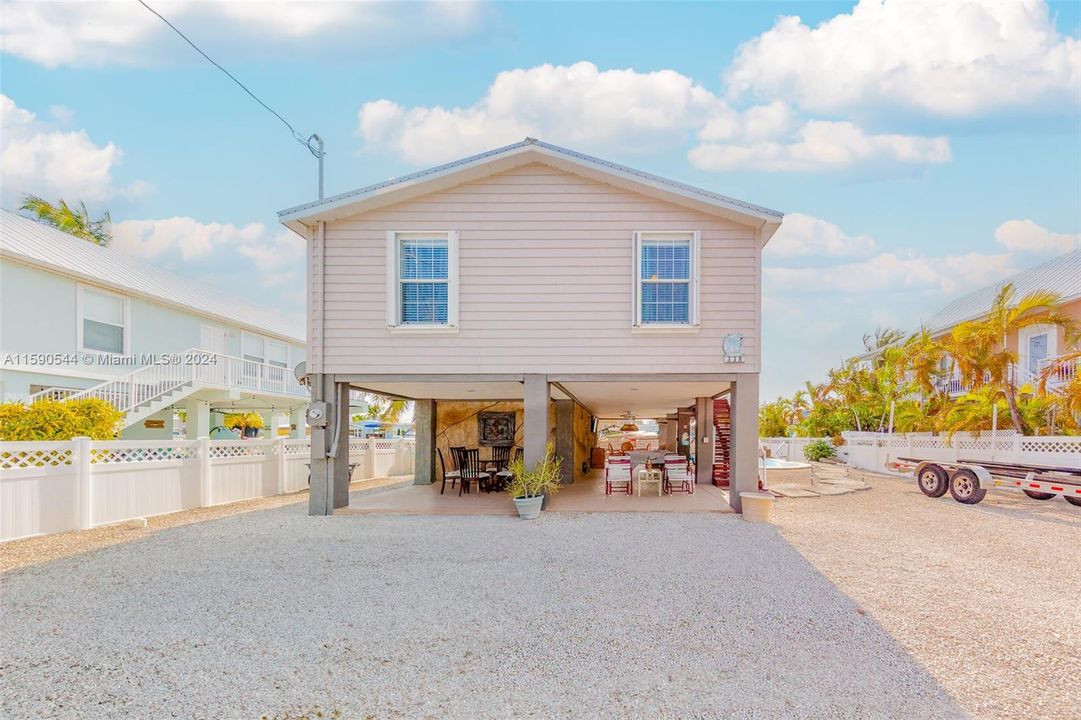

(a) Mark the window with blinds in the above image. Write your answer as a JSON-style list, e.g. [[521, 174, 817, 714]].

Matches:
[[635, 232, 698, 326], [388, 232, 457, 328]]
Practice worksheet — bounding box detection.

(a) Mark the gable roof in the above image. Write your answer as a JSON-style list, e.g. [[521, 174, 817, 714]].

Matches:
[[0, 209, 304, 343], [278, 138, 783, 240], [923, 249, 1081, 334]]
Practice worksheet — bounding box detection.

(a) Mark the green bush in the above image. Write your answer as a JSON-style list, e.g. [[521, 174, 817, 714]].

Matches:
[[0, 398, 123, 440], [803, 439, 836, 462]]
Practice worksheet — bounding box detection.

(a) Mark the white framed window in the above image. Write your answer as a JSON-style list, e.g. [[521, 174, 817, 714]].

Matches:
[[241, 332, 266, 364], [386, 231, 459, 331], [633, 231, 699, 329], [267, 340, 289, 369], [78, 285, 129, 354]]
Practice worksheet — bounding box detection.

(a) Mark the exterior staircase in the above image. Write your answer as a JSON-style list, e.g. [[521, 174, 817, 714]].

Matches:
[[28, 347, 308, 430], [712, 398, 731, 487]]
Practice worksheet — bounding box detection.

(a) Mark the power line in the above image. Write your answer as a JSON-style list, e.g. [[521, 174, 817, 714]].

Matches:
[[136, 0, 322, 160]]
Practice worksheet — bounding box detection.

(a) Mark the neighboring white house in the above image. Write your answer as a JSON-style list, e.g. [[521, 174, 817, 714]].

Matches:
[[0, 209, 309, 439], [278, 138, 783, 514]]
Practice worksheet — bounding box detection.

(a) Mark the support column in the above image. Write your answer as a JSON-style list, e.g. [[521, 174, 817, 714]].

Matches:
[[554, 399, 574, 484], [729, 374, 760, 513], [665, 413, 678, 452], [184, 399, 211, 439], [262, 411, 277, 439], [523, 374, 549, 468], [413, 399, 436, 485], [694, 396, 713, 485], [289, 405, 305, 439], [308, 373, 332, 515], [330, 382, 351, 509]]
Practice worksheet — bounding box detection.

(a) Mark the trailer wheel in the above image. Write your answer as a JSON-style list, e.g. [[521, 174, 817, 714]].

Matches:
[[949, 469, 987, 504], [917, 464, 949, 498], [1022, 489, 1056, 501], [1064, 496, 1081, 507]]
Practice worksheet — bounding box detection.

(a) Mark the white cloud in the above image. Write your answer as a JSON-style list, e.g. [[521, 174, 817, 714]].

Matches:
[[765, 213, 877, 258], [0, 0, 488, 68], [0, 94, 149, 204], [359, 61, 723, 165], [726, 0, 1081, 117], [112, 217, 304, 275], [358, 62, 949, 173], [766, 251, 1016, 296], [690, 119, 950, 173], [994, 219, 1081, 254]]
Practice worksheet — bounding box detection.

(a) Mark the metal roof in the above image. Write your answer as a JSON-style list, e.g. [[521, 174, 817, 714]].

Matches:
[[924, 249, 1081, 333], [0, 209, 304, 343], [278, 137, 784, 224]]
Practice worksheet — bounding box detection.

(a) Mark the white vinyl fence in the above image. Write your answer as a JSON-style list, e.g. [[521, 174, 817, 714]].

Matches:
[[0, 437, 415, 542], [758, 437, 830, 462], [841, 431, 1081, 473]]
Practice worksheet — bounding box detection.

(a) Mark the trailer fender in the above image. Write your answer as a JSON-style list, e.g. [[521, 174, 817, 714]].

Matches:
[[959, 463, 994, 489]]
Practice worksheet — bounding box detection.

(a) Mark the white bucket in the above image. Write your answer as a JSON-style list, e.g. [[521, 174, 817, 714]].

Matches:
[[740, 491, 774, 523]]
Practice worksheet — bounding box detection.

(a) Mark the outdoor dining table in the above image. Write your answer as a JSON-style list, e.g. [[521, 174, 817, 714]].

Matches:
[[626, 450, 666, 470]]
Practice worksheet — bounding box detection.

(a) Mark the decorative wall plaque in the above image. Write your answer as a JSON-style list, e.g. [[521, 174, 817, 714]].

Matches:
[[478, 412, 516, 446]]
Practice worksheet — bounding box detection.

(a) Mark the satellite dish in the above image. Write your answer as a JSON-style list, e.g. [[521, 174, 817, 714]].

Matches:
[[294, 361, 307, 384]]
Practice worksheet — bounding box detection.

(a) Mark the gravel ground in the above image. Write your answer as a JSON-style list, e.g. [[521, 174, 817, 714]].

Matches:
[[2, 498, 962, 719], [0, 476, 410, 573], [773, 468, 1081, 720]]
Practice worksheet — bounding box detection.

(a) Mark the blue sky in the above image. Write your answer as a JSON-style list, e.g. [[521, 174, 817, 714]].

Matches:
[[2, 0, 1079, 400]]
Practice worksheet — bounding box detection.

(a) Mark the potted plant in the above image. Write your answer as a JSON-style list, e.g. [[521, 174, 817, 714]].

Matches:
[[505, 442, 562, 519], [225, 412, 265, 438]]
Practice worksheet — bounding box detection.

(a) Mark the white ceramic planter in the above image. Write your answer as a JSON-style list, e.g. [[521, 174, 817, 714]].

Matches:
[[513, 495, 544, 520], [740, 491, 774, 523]]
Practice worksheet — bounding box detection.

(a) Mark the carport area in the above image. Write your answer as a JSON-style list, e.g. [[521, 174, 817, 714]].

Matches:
[[308, 372, 760, 515]]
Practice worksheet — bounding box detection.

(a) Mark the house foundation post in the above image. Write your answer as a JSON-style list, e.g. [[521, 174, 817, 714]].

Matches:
[[330, 381, 351, 509], [413, 399, 436, 485], [289, 406, 305, 439], [308, 373, 332, 516], [665, 413, 678, 452], [729, 374, 760, 513], [694, 396, 713, 486], [554, 399, 574, 484], [184, 399, 210, 439], [523, 374, 549, 468]]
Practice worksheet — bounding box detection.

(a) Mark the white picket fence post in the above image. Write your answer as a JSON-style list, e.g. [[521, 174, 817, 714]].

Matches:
[[198, 436, 212, 506], [74, 436, 93, 530], [275, 437, 287, 494]]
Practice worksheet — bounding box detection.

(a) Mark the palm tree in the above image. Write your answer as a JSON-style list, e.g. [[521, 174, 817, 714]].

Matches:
[[1037, 349, 1081, 428], [862, 326, 905, 353], [950, 283, 1077, 434], [20, 195, 111, 246], [901, 328, 947, 397], [362, 394, 409, 424]]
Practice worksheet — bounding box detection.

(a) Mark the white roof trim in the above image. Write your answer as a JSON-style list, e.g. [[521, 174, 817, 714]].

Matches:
[[279, 138, 783, 238]]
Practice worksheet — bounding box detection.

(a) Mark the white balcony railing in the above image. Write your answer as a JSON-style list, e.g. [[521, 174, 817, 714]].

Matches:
[[1038, 353, 1079, 387]]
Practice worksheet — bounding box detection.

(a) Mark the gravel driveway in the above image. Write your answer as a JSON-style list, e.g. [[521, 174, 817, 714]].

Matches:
[[2, 496, 961, 719], [774, 468, 1081, 720]]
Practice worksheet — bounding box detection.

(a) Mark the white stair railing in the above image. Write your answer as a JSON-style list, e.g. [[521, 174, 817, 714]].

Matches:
[[31, 348, 308, 415]]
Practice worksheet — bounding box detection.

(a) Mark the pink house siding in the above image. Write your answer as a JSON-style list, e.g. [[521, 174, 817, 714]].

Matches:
[[318, 163, 760, 375]]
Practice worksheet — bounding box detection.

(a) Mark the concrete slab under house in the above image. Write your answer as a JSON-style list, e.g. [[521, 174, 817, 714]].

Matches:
[[279, 139, 783, 514]]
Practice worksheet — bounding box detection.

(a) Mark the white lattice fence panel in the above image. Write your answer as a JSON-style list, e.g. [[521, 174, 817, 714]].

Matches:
[[91, 444, 198, 464], [282, 440, 310, 457], [208, 442, 271, 459], [0, 443, 73, 469]]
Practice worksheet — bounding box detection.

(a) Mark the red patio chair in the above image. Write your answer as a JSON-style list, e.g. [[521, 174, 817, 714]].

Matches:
[[605, 456, 633, 496]]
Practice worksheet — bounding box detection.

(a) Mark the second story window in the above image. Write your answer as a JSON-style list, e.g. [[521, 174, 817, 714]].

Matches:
[[387, 231, 459, 330], [79, 285, 128, 354], [634, 231, 698, 328]]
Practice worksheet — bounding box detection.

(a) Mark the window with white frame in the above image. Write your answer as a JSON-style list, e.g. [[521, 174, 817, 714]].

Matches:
[[241, 333, 266, 364], [387, 231, 458, 328], [267, 340, 288, 368], [79, 286, 128, 353], [634, 231, 698, 326]]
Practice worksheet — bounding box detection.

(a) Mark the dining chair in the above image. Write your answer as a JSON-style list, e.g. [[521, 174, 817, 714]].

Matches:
[[437, 448, 460, 495], [494, 447, 522, 489], [605, 456, 633, 496], [456, 447, 491, 495], [663, 454, 694, 495]]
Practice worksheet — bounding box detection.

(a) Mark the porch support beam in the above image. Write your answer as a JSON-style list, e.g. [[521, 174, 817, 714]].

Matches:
[[523, 374, 550, 468], [413, 399, 436, 485], [308, 373, 332, 516], [694, 396, 713, 485], [183, 399, 210, 439], [554, 399, 574, 484], [729, 374, 760, 513], [330, 381, 351, 509]]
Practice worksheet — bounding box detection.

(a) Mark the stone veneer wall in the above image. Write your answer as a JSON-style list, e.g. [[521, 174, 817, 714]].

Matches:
[[434, 401, 526, 476], [573, 402, 595, 481]]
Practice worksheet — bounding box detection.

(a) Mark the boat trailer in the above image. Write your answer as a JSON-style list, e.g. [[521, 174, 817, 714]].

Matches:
[[888, 457, 1081, 506]]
